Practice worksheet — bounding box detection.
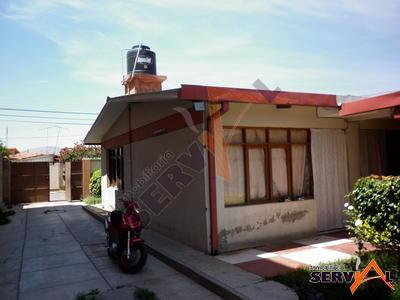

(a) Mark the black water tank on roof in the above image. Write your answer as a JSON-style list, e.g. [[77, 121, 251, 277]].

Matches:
[[127, 45, 156, 75]]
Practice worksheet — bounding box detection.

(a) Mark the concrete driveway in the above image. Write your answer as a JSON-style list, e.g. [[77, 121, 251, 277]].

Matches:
[[0, 202, 220, 300]]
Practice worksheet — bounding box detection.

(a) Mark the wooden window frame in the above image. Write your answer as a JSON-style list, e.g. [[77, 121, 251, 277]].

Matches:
[[223, 126, 313, 207], [107, 146, 124, 189]]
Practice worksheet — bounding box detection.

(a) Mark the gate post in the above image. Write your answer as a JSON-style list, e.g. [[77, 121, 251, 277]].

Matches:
[[82, 159, 91, 199], [65, 161, 72, 201]]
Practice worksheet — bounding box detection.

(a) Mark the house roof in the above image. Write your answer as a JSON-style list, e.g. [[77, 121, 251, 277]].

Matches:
[[84, 84, 339, 145], [180, 84, 338, 107], [10, 152, 56, 162], [339, 91, 400, 117]]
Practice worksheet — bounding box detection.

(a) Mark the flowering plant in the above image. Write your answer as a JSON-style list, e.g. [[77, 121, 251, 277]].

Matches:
[[59, 142, 100, 162], [345, 176, 400, 254]]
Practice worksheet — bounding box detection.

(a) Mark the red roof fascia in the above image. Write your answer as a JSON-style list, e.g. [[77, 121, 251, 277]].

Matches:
[[179, 84, 338, 108], [339, 91, 400, 117]]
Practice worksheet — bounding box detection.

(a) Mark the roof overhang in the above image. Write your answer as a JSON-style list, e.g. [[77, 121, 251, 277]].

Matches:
[[339, 91, 400, 118], [84, 84, 340, 145], [180, 84, 338, 107], [84, 89, 179, 144]]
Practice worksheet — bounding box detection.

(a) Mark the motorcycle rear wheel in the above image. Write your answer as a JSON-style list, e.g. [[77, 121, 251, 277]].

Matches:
[[119, 243, 147, 273]]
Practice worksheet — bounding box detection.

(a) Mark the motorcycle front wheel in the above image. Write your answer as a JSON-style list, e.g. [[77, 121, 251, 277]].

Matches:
[[119, 243, 148, 273]]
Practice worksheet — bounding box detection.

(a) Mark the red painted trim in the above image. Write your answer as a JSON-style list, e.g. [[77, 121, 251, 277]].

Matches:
[[207, 102, 229, 255], [339, 91, 400, 117], [180, 84, 338, 108], [129, 104, 134, 193], [102, 108, 203, 149]]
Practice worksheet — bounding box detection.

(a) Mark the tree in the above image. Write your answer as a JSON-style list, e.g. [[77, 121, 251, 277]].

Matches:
[[0, 141, 10, 158], [59, 142, 101, 162]]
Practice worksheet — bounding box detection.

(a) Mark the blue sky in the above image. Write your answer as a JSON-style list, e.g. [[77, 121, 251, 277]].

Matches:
[[0, 0, 399, 151]]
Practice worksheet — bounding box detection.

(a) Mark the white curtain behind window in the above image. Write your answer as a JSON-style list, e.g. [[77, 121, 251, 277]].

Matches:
[[271, 148, 288, 199], [224, 145, 245, 205], [311, 129, 349, 231], [292, 145, 307, 197], [249, 148, 266, 200]]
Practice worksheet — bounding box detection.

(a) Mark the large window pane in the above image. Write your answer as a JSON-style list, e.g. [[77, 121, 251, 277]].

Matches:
[[271, 148, 288, 199], [291, 130, 308, 143], [246, 129, 266, 143], [270, 129, 288, 143], [224, 145, 245, 205], [224, 129, 242, 143], [248, 148, 267, 200]]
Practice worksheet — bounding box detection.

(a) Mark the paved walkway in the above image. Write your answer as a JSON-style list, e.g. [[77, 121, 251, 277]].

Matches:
[[84, 205, 299, 300], [0, 202, 221, 300], [216, 231, 375, 278]]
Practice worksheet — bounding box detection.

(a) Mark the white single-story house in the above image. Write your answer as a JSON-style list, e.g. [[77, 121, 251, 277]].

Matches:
[[85, 66, 400, 255]]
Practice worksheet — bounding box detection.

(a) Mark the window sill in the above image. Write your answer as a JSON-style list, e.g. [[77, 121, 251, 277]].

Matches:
[[224, 197, 314, 208]]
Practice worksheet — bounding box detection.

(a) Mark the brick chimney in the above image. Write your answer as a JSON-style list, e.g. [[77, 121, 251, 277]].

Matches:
[[123, 45, 166, 95], [123, 73, 167, 95]]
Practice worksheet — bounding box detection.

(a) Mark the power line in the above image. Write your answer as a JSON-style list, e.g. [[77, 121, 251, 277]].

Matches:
[[2, 134, 84, 139], [0, 107, 98, 115], [0, 113, 95, 121], [0, 119, 92, 125]]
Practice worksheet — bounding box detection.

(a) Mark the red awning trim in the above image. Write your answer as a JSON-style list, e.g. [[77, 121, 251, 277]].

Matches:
[[179, 84, 338, 108], [339, 91, 400, 117]]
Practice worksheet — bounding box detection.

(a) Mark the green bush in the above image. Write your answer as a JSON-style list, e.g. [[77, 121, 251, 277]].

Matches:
[[345, 176, 400, 253], [89, 169, 101, 197]]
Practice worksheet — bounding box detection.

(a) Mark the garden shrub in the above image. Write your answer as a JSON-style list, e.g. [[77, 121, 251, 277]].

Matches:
[[83, 196, 101, 205], [60, 142, 100, 162], [345, 176, 400, 253], [89, 169, 101, 197]]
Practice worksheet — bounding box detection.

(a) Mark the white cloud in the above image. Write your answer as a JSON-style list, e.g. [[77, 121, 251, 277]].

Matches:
[[1, 0, 399, 94]]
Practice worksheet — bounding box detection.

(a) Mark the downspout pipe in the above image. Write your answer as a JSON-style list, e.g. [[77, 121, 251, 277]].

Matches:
[[206, 101, 229, 255], [129, 104, 134, 196]]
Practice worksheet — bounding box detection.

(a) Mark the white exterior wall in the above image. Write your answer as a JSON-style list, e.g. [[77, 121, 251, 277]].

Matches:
[[101, 148, 117, 211], [100, 101, 210, 252], [217, 103, 348, 252]]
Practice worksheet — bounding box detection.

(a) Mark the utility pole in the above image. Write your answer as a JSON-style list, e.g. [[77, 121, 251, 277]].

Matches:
[[5, 126, 8, 146]]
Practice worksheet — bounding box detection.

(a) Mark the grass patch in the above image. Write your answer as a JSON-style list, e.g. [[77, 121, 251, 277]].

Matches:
[[134, 288, 158, 300], [83, 196, 101, 205], [76, 289, 100, 300], [272, 250, 399, 300]]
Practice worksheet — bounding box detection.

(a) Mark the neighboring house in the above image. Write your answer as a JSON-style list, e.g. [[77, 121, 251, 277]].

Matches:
[[85, 60, 400, 254], [9, 152, 57, 163]]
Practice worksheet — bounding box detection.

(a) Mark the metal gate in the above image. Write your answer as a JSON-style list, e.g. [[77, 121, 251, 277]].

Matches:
[[11, 162, 50, 203], [71, 161, 83, 200]]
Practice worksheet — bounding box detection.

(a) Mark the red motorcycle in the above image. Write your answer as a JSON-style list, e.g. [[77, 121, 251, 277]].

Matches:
[[105, 201, 147, 273]]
